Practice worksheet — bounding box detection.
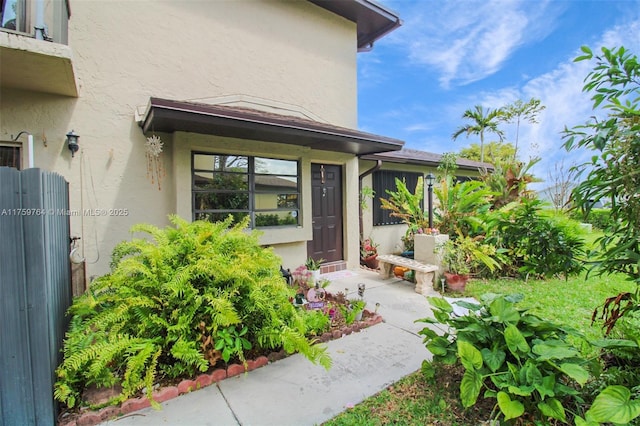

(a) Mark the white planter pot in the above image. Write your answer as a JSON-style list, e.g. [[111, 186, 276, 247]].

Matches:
[[310, 269, 321, 284]]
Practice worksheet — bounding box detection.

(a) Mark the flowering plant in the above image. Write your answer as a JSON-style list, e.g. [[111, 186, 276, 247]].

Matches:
[[360, 237, 379, 258]]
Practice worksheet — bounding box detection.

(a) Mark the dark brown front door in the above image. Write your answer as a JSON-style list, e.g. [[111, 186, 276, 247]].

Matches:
[[307, 164, 343, 263]]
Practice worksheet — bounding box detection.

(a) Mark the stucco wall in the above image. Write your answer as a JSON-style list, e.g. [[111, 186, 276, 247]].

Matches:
[[1, 0, 359, 281]]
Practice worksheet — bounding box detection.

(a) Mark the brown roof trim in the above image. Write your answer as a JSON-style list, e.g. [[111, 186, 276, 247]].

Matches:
[[140, 98, 404, 155], [308, 0, 402, 51], [361, 148, 495, 172]]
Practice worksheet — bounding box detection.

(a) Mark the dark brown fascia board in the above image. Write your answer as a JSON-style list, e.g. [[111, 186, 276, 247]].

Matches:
[[361, 152, 495, 172], [308, 0, 402, 50], [141, 98, 404, 156]]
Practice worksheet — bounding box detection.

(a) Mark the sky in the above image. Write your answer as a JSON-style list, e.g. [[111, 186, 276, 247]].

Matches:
[[357, 0, 640, 190]]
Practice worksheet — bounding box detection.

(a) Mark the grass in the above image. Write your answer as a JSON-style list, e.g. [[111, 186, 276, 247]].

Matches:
[[324, 270, 635, 426], [468, 272, 635, 350]]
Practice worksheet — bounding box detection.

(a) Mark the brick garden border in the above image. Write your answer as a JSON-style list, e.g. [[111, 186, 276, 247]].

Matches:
[[58, 311, 384, 426]]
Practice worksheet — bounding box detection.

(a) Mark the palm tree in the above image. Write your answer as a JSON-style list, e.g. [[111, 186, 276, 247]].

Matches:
[[452, 105, 504, 163]]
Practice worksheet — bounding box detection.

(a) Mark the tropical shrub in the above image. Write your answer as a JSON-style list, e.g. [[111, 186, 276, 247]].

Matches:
[[433, 175, 493, 239], [568, 208, 613, 231], [438, 236, 500, 277], [480, 157, 540, 209], [417, 294, 592, 424], [485, 198, 585, 279], [379, 176, 428, 232], [54, 216, 330, 409], [563, 45, 640, 287], [562, 47, 640, 421]]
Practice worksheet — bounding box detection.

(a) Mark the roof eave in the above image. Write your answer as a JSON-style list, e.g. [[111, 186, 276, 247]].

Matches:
[[308, 0, 402, 51], [140, 98, 404, 156], [361, 152, 495, 172]]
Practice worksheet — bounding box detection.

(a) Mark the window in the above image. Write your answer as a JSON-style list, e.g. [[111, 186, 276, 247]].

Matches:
[[1, 0, 26, 32], [0, 143, 21, 169], [192, 153, 300, 228], [372, 170, 422, 226]]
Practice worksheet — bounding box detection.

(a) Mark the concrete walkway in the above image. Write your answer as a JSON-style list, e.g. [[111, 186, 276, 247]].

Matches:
[[101, 269, 439, 426]]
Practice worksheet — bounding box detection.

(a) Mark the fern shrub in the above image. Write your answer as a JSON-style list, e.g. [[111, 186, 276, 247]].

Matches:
[[55, 216, 331, 409]]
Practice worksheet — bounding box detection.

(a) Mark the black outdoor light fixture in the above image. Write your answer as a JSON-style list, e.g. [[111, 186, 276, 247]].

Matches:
[[66, 130, 80, 157], [426, 172, 435, 229]]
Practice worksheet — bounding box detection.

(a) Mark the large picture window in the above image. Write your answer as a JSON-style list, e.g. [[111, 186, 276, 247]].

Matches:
[[372, 170, 422, 226], [192, 153, 300, 228]]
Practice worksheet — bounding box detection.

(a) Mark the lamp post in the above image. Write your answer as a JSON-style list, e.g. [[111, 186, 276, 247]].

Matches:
[[426, 173, 435, 229]]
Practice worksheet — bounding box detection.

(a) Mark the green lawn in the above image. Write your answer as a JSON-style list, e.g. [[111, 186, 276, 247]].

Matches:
[[324, 271, 636, 425], [467, 272, 635, 346]]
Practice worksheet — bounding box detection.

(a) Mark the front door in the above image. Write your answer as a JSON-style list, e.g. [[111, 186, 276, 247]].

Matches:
[[307, 164, 343, 263]]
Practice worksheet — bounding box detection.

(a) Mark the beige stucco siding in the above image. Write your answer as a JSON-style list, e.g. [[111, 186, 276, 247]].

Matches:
[[1, 0, 360, 281]]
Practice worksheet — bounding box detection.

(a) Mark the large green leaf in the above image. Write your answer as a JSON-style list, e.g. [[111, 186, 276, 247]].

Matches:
[[538, 398, 567, 422], [556, 362, 590, 386], [524, 361, 542, 386], [489, 297, 520, 324], [481, 347, 505, 372], [507, 384, 534, 396], [497, 391, 524, 420], [535, 374, 556, 399], [458, 340, 483, 371], [532, 342, 579, 360], [589, 338, 639, 349], [587, 385, 640, 424], [433, 309, 452, 323], [453, 300, 482, 311], [460, 369, 483, 408], [417, 327, 438, 340], [428, 296, 453, 313], [426, 336, 451, 356], [504, 324, 530, 357]]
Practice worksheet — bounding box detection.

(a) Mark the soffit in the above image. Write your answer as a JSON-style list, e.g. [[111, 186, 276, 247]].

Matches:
[[140, 98, 405, 155]]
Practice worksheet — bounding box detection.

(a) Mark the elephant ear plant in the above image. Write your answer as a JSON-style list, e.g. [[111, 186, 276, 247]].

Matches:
[[416, 294, 594, 424]]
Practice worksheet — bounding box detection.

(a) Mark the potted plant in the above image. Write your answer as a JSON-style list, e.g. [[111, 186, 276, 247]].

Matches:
[[349, 299, 366, 322], [305, 257, 325, 284], [360, 237, 379, 269], [439, 236, 500, 292]]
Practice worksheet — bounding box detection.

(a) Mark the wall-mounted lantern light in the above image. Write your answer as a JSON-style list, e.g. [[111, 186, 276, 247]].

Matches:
[[425, 172, 435, 229], [66, 130, 79, 157]]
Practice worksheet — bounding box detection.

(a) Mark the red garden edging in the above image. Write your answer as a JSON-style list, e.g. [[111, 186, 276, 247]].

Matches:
[[58, 312, 384, 426]]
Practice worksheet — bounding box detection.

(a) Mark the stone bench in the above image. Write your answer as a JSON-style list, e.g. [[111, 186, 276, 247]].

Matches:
[[376, 254, 438, 296]]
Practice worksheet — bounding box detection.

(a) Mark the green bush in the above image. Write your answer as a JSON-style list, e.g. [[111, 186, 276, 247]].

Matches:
[[485, 199, 586, 279], [568, 208, 613, 231], [417, 294, 592, 423], [54, 215, 330, 409]]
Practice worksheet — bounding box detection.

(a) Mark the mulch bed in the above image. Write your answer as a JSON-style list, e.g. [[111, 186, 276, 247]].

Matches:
[[57, 308, 384, 426]]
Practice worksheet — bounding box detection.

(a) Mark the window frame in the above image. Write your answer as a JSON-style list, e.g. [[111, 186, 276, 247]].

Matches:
[[0, 141, 22, 169], [191, 152, 301, 228], [372, 170, 422, 226]]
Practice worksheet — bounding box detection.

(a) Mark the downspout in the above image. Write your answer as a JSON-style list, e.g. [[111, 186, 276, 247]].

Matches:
[[358, 159, 382, 241]]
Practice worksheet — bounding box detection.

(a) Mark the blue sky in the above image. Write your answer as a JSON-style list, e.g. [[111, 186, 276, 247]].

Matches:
[[357, 0, 640, 189]]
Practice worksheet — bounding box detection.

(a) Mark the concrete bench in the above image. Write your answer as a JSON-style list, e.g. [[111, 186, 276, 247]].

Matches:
[[376, 254, 438, 296]]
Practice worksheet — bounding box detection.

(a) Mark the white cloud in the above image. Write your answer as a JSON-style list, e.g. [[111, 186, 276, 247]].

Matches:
[[404, 123, 433, 132], [389, 0, 563, 88], [516, 20, 640, 188]]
